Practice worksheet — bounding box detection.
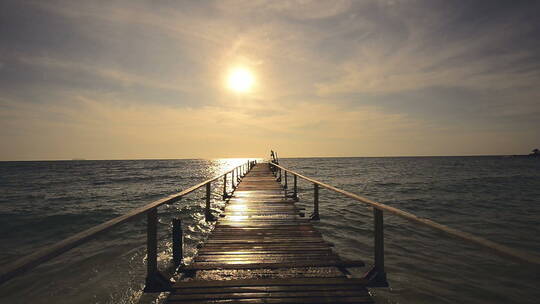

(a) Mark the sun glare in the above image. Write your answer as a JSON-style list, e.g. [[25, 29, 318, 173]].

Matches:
[[227, 67, 255, 93]]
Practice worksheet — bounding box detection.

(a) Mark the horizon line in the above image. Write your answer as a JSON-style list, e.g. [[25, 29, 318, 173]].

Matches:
[[0, 153, 531, 162]]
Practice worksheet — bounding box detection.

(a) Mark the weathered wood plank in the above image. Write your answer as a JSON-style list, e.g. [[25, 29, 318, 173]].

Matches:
[[184, 260, 365, 270], [171, 284, 367, 294], [168, 297, 373, 304], [173, 278, 369, 288], [168, 290, 371, 301]]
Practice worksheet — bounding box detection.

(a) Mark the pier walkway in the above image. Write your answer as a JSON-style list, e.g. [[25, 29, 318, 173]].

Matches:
[[167, 163, 373, 303]]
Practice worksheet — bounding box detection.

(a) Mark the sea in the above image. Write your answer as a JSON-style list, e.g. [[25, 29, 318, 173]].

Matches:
[[0, 157, 538, 304]]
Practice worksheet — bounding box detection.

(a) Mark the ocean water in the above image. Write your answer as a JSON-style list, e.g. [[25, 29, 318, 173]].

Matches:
[[0, 157, 539, 303]]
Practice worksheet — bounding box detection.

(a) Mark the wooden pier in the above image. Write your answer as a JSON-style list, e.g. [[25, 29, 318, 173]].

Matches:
[[2, 155, 539, 303], [167, 163, 373, 303]]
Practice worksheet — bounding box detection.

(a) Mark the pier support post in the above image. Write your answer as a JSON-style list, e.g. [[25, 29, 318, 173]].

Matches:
[[364, 208, 388, 287], [284, 171, 288, 189], [293, 175, 298, 201], [222, 174, 228, 199], [311, 184, 320, 220], [172, 218, 183, 268], [277, 168, 282, 182], [144, 208, 171, 292], [205, 183, 215, 221]]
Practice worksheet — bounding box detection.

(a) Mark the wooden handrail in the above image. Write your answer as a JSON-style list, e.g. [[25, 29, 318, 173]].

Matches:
[[0, 161, 256, 286], [269, 162, 540, 266]]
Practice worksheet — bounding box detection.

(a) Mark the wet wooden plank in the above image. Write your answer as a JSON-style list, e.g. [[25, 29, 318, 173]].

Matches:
[[168, 297, 373, 304], [172, 284, 367, 294], [198, 250, 333, 255], [183, 260, 365, 270], [168, 290, 371, 301], [173, 278, 369, 288], [200, 246, 333, 251]]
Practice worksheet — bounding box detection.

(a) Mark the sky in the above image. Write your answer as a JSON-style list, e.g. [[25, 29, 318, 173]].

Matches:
[[1, 0, 539, 160]]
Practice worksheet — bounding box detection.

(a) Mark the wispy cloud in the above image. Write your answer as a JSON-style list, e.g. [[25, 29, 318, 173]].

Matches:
[[1, 0, 539, 159]]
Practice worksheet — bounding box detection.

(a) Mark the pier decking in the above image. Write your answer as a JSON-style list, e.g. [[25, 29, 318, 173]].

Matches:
[[167, 163, 373, 303]]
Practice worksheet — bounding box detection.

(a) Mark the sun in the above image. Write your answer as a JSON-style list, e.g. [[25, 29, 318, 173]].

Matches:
[[227, 67, 255, 93]]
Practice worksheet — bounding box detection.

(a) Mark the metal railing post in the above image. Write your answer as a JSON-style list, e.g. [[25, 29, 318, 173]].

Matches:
[[293, 175, 298, 200], [311, 184, 320, 220], [147, 208, 158, 277], [144, 208, 171, 292], [172, 218, 182, 268], [205, 183, 213, 221], [365, 208, 388, 287], [222, 174, 227, 199], [374, 209, 384, 270]]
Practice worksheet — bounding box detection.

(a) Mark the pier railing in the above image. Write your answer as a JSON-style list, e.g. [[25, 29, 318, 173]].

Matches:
[[269, 162, 540, 286], [0, 160, 257, 291]]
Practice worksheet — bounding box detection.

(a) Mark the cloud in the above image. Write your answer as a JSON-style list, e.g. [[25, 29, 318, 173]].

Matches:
[[315, 2, 540, 95], [15, 55, 197, 93], [214, 0, 353, 20], [1, 0, 539, 159], [1, 91, 423, 159]]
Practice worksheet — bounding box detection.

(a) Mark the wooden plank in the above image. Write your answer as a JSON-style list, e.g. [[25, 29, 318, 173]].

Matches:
[[210, 230, 318, 235], [183, 260, 365, 270], [199, 249, 332, 254], [171, 284, 367, 294], [168, 290, 370, 301], [194, 255, 340, 262], [173, 278, 369, 288], [200, 246, 332, 251], [167, 296, 373, 303], [205, 240, 324, 244], [214, 225, 317, 230]]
